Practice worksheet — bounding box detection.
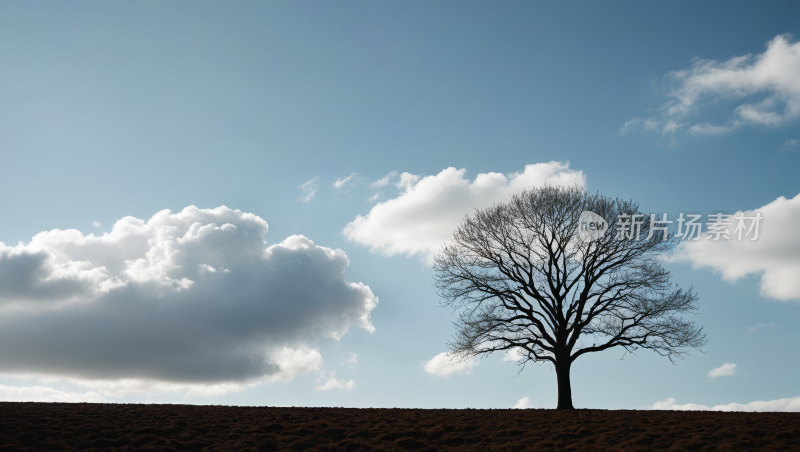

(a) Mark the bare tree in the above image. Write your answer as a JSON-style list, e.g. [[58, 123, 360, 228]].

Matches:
[[433, 185, 706, 410]]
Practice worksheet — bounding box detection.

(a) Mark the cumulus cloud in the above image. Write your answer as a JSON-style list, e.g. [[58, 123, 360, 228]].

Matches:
[[0, 206, 378, 395], [92, 221, 102, 228], [668, 192, 800, 301], [370, 171, 397, 188], [422, 352, 478, 378], [0, 384, 109, 403], [624, 34, 800, 137], [512, 396, 533, 409], [647, 396, 800, 412], [708, 363, 737, 378], [332, 173, 357, 190], [298, 177, 319, 203], [343, 162, 585, 265]]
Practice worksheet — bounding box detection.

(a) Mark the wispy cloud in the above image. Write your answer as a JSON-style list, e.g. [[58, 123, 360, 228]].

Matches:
[[688, 122, 736, 135], [332, 173, 357, 190], [747, 322, 776, 333], [623, 34, 800, 138], [92, 221, 102, 228], [343, 353, 358, 366], [370, 171, 397, 188], [782, 139, 797, 153], [619, 118, 641, 136], [366, 192, 382, 203], [298, 177, 319, 203]]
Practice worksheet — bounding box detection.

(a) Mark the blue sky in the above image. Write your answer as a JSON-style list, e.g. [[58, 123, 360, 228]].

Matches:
[[1, 1, 799, 410]]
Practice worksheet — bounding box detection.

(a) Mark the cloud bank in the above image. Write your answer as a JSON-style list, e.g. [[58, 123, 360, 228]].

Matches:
[[0, 385, 109, 403], [648, 396, 800, 412], [0, 206, 378, 395], [623, 34, 800, 137], [344, 162, 585, 265], [669, 192, 800, 301]]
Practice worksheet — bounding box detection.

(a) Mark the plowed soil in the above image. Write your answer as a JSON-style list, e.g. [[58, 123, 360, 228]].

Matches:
[[1, 402, 799, 451]]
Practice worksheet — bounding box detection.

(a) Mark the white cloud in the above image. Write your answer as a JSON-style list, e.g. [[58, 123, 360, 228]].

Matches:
[[298, 177, 319, 203], [366, 192, 382, 203], [783, 139, 798, 152], [708, 363, 737, 378], [92, 221, 102, 228], [370, 171, 397, 188], [647, 396, 800, 412], [0, 384, 109, 403], [669, 192, 800, 301], [625, 34, 800, 136], [315, 373, 356, 391], [512, 396, 533, 409], [422, 352, 478, 378], [343, 162, 586, 265], [332, 173, 357, 190], [0, 206, 377, 394], [747, 322, 776, 333]]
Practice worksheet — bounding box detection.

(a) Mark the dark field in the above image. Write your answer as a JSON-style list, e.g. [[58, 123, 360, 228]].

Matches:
[[1, 403, 799, 451]]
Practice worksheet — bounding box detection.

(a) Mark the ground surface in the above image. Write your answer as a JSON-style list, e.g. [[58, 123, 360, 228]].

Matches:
[[0, 403, 799, 451]]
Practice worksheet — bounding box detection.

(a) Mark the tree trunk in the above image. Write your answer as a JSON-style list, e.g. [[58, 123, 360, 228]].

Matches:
[[556, 360, 575, 410]]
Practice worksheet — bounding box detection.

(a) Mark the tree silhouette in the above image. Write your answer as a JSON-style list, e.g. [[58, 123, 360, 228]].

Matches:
[[433, 185, 706, 409]]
